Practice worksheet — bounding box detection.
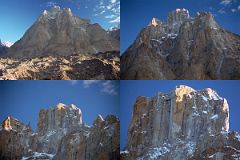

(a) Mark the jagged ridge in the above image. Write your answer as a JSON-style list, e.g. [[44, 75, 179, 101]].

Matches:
[[0, 103, 120, 160], [7, 5, 119, 58], [121, 85, 240, 160], [121, 8, 240, 80]]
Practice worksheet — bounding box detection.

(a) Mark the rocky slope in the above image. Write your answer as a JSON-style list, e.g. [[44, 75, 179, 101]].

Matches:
[[0, 6, 120, 80], [0, 40, 8, 55], [0, 103, 120, 160], [121, 85, 240, 160], [121, 8, 240, 80], [109, 29, 120, 42], [7, 6, 119, 58], [0, 51, 120, 80]]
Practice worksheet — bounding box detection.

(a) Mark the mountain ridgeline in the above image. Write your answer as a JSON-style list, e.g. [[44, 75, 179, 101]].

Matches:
[[0, 6, 120, 80], [121, 8, 240, 80], [121, 85, 240, 160], [6, 6, 119, 58], [0, 103, 120, 160]]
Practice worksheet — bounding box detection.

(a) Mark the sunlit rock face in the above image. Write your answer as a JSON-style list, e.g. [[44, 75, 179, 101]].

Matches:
[[121, 8, 240, 80], [0, 117, 33, 159], [0, 52, 120, 80], [37, 103, 82, 136], [121, 85, 240, 160], [0, 103, 120, 160], [7, 6, 119, 58], [55, 115, 120, 160], [31, 103, 83, 154]]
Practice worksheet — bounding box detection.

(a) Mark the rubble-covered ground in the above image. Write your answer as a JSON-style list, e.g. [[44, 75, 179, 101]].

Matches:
[[0, 51, 120, 80]]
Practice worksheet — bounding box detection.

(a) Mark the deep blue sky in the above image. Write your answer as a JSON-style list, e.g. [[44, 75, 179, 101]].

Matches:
[[120, 80, 240, 150], [0, 0, 120, 43], [121, 0, 240, 53], [0, 80, 119, 131]]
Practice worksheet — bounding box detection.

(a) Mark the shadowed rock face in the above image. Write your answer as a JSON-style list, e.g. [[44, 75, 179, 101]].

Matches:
[[121, 8, 240, 80], [0, 103, 120, 160], [0, 52, 120, 80], [7, 6, 119, 58], [109, 29, 120, 42], [0, 40, 8, 56], [121, 85, 240, 160]]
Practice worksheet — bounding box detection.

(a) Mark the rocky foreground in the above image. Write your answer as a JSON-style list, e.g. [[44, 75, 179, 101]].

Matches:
[[0, 52, 120, 80], [0, 103, 120, 160], [121, 85, 240, 160]]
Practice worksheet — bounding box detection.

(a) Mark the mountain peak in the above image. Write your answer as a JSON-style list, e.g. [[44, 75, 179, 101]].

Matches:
[[0, 105, 119, 160], [56, 103, 66, 110], [195, 11, 218, 28], [51, 5, 61, 13], [149, 17, 161, 27], [7, 5, 119, 58], [175, 85, 195, 93], [1, 116, 32, 132], [40, 6, 72, 21], [2, 116, 13, 130], [167, 8, 190, 32], [123, 87, 236, 159], [63, 7, 72, 16]]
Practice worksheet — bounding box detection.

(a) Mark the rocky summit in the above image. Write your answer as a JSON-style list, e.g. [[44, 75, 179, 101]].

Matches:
[[7, 6, 119, 58], [121, 8, 240, 80], [0, 6, 120, 80], [0, 103, 120, 160], [121, 85, 240, 160], [0, 52, 120, 80]]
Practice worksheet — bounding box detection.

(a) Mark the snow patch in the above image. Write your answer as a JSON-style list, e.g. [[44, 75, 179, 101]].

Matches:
[[210, 114, 219, 120], [120, 150, 129, 154], [21, 152, 54, 160], [193, 110, 200, 117], [201, 95, 208, 102], [185, 142, 196, 156], [202, 111, 208, 114], [147, 146, 170, 159], [235, 134, 240, 141], [141, 113, 147, 118], [137, 144, 170, 160]]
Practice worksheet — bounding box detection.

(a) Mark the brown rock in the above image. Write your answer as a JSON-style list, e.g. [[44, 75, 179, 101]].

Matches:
[[7, 6, 119, 58], [0, 104, 120, 160], [121, 9, 240, 80], [0, 117, 33, 159], [0, 52, 120, 80], [122, 85, 239, 160]]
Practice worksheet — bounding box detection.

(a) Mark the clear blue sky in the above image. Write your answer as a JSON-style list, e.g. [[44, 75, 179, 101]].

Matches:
[[120, 80, 240, 150], [0, 80, 119, 131], [121, 0, 240, 53], [0, 0, 120, 43]]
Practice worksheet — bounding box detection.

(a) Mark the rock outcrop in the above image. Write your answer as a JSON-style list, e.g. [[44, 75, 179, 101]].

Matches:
[[121, 85, 240, 160], [0, 103, 120, 160], [0, 40, 8, 56], [0, 117, 33, 159], [121, 8, 240, 80], [109, 29, 120, 42], [0, 51, 120, 80], [7, 6, 119, 58], [55, 115, 120, 160]]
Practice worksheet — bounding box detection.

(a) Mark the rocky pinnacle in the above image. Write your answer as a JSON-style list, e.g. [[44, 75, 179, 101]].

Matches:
[[121, 8, 240, 80], [0, 103, 120, 160], [121, 85, 240, 160]]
